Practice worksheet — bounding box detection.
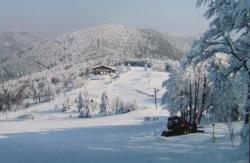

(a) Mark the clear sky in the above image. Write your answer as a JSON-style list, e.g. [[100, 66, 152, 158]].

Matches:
[[0, 0, 208, 37]]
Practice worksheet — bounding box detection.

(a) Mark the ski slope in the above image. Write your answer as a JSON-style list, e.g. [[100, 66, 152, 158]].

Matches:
[[0, 68, 247, 163], [0, 67, 168, 122]]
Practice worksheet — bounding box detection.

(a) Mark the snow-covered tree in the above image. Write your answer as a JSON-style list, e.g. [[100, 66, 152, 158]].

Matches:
[[179, 0, 250, 147], [30, 81, 39, 103], [77, 93, 84, 112], [0, 83, 25, 111], [99, 91, 112, 116], [78, 89, 91, 118], [184, 0, 250, 124], [47, 86, 56, 101], [162, 61, 216, 131], [209, 73, 246, 146], [84, 96, 91, 118], [30, 80, 47, 103], [162, 63, 189, 116]]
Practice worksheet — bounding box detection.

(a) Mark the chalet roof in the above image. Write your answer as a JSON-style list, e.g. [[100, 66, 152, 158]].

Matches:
[[92, 65, 116, 70]]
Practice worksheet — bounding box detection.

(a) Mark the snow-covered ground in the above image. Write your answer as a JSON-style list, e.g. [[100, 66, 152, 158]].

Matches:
[[0, 68, 247, 163], [0, 67, 167, 121]]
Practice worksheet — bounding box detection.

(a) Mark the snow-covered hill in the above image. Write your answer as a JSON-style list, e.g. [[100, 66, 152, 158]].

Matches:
[[0, 68, 246, 163], [0, 30, 48, 59], [0, 24, 193, 81], [164, 33, 195, 54]]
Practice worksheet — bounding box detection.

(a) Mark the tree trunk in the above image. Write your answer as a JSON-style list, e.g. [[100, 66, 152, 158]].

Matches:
[[197, 110, 203, 124], [38, 94, 41, 103], [193, 74, 200, 126], [193, 78, 197, 125], [198, 75, 207, 125], [189, 82, 192, 125]]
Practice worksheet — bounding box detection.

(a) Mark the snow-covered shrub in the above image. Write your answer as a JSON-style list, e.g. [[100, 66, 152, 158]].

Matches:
[[110, 96, 139, 114], [123, 100, 138, 112], [112, 96, 124, 113], [62, 99, 71, 112]]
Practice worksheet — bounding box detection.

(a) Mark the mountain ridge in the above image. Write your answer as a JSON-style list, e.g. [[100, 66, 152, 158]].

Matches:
[[0, 24, 194, 81]]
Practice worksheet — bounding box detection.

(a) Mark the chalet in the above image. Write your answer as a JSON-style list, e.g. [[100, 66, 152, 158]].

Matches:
[[91, 65, 116, 75]]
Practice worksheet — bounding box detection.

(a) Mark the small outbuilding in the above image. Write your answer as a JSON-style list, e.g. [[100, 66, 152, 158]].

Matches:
[[91, 65, 116, 75]]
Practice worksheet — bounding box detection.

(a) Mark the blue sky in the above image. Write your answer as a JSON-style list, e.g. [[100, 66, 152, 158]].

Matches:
[[0, 0, 208, 36]]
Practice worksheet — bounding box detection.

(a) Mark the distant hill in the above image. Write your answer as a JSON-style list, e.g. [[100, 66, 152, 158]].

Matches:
[[0, 30, 48, 59], [0, 24, 194, 81]]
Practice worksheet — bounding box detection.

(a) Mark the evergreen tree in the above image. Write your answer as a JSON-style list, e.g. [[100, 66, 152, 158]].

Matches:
[[99, 91, 111, 116]]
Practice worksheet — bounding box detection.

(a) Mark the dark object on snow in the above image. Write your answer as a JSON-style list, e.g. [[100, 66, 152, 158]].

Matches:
[[161, 116, 203, 137], [167, 116, 190, 133], [196, 130, 205, 133], [161, 130, 183, 137]]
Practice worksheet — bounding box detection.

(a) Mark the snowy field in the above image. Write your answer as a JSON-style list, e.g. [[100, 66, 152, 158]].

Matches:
[[0, 68, 247, 163]]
